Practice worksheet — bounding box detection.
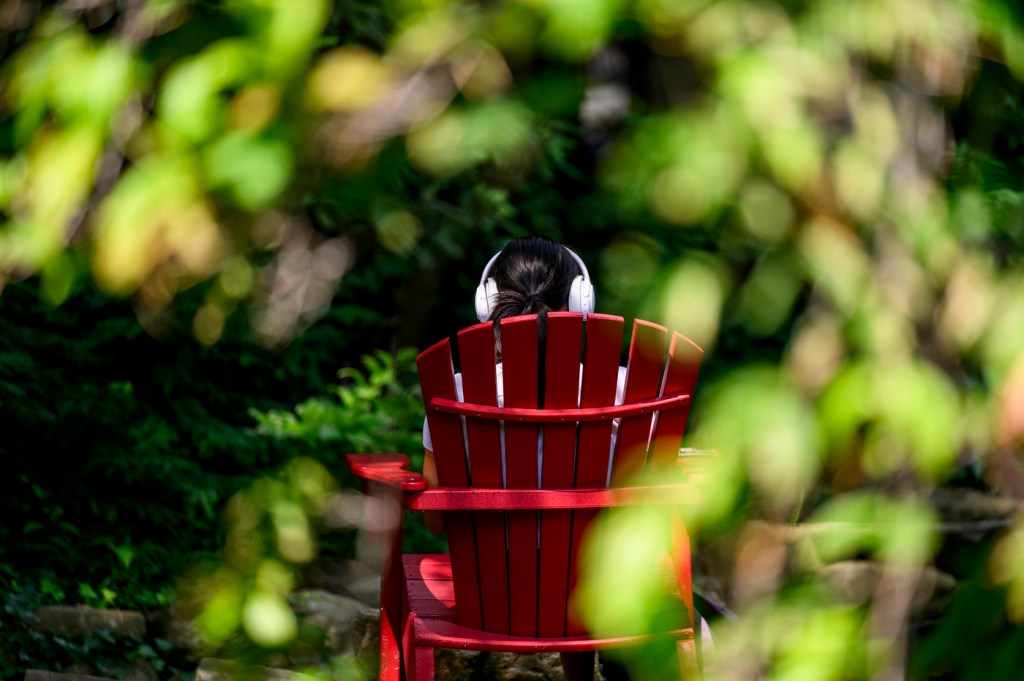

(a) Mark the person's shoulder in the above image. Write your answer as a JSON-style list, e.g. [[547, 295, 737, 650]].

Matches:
[[614, 365, 627, 404]]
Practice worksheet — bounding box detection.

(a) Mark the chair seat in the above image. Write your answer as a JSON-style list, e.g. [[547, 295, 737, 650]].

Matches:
[[404, 554, 694, 653]]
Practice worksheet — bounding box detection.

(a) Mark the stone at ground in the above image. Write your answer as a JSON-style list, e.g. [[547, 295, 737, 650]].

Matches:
[[288, 590, 379, 660], [24, 672, 112, 681], [346, 575, 381, 608], [931, 487, 1018, 525], [408, 649, 656, 680], [152, 606, 206, 663], [300, 559, 378, 603], [195, 659, 318, 681], [931, 486, 1018, 579], [64, 660, 157, 681], [348, 606, 381, 668], [484, 652, 568, 681], [818, 561, 956, 619], [435, 650, 485, 680], [31, 607, 146, 637], [694, 520, 833, 611], [63, 659, 155, 681]]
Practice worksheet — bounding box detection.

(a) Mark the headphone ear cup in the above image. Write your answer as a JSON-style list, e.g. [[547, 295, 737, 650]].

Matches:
[[581, 280, 595, 314], [568, 276, 582, 312], [568, 275, 591, 313], [475, 278, 499, 322]]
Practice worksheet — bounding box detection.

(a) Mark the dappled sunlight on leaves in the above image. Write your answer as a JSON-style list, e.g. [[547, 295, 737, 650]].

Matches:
[[242, 589, 298, 649], [407, 100, 535, 176], [658, 255, 729, 353], [93, 154, 224, 297], [307, 47, 398, 114], [575, 502, 676, 638], [819, 359, 961, 480], [187, 457, 336, 651], [705, 593, 867, 681], [810, 493, 939, 568], [991, 521, 1024, 621], [692, 366, 821, 517]]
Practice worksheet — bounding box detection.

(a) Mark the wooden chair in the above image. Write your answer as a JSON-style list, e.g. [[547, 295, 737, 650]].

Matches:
[[347, 312, 704, 680]]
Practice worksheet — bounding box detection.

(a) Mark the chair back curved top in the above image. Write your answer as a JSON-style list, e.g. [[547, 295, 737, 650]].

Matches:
[[416, 312, 703, 638]]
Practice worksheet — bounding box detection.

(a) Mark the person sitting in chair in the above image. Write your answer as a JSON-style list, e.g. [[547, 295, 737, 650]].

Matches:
[[421, 236, 628, 681]]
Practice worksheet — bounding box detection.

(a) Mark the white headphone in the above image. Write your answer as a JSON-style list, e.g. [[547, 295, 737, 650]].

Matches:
[[474, 244, 595, 323]]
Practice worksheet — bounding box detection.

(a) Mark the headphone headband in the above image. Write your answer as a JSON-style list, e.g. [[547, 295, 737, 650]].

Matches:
[[477, 250, 504, 287], [477, 245, 591, 286]]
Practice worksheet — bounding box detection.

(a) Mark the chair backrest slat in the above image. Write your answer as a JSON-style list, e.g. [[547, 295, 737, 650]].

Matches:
[[499, 315, 541, 636], [417, 337, 482, 630], [458, 324, 503, 487], [648, 332, 703, 471], [542, 312, 585, 485], [419, 338, 468, 487], [611, 320, 669, 486], [575, 314, 625, 487], [457, 323, 510, 633], [501, 316, 541, 488], [538, 312, 585, 636], [566, 314, 624, 634]]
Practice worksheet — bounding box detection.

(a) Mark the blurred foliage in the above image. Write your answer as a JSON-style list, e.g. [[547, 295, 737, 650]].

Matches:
[[2, 0, 1024, 679], [181, 349, 434, 675], [0, 282, 283, 604], [253, 346, 444, 556], [253, 348, 422, 453], [182, 458, 338, 654]]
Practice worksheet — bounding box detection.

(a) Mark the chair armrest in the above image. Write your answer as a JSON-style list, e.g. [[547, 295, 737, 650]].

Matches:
[[405, 484, 702, 511], [346, 453, 427, 491]]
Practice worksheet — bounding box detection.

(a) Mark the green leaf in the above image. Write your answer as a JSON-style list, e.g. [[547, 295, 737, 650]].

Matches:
[[111, 544, 135, 570]]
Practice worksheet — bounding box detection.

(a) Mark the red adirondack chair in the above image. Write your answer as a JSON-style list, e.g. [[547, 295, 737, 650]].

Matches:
[[347, 312, 705, 680]]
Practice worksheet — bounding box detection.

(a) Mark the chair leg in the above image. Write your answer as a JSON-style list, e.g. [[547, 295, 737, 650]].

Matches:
[[402, 611, 435, 681], [677, 638, 700, 680], [411, 647, 435, 681], [560, 651, 596, 681], [379, 608, 401, 681]]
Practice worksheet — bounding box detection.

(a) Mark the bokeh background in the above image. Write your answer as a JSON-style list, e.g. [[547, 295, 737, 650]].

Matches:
[[3, 0, 1024, 679]]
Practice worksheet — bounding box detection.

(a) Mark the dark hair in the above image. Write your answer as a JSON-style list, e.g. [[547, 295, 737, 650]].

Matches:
[[485, 237, 583, 400], [487, 236, 582, 322]]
